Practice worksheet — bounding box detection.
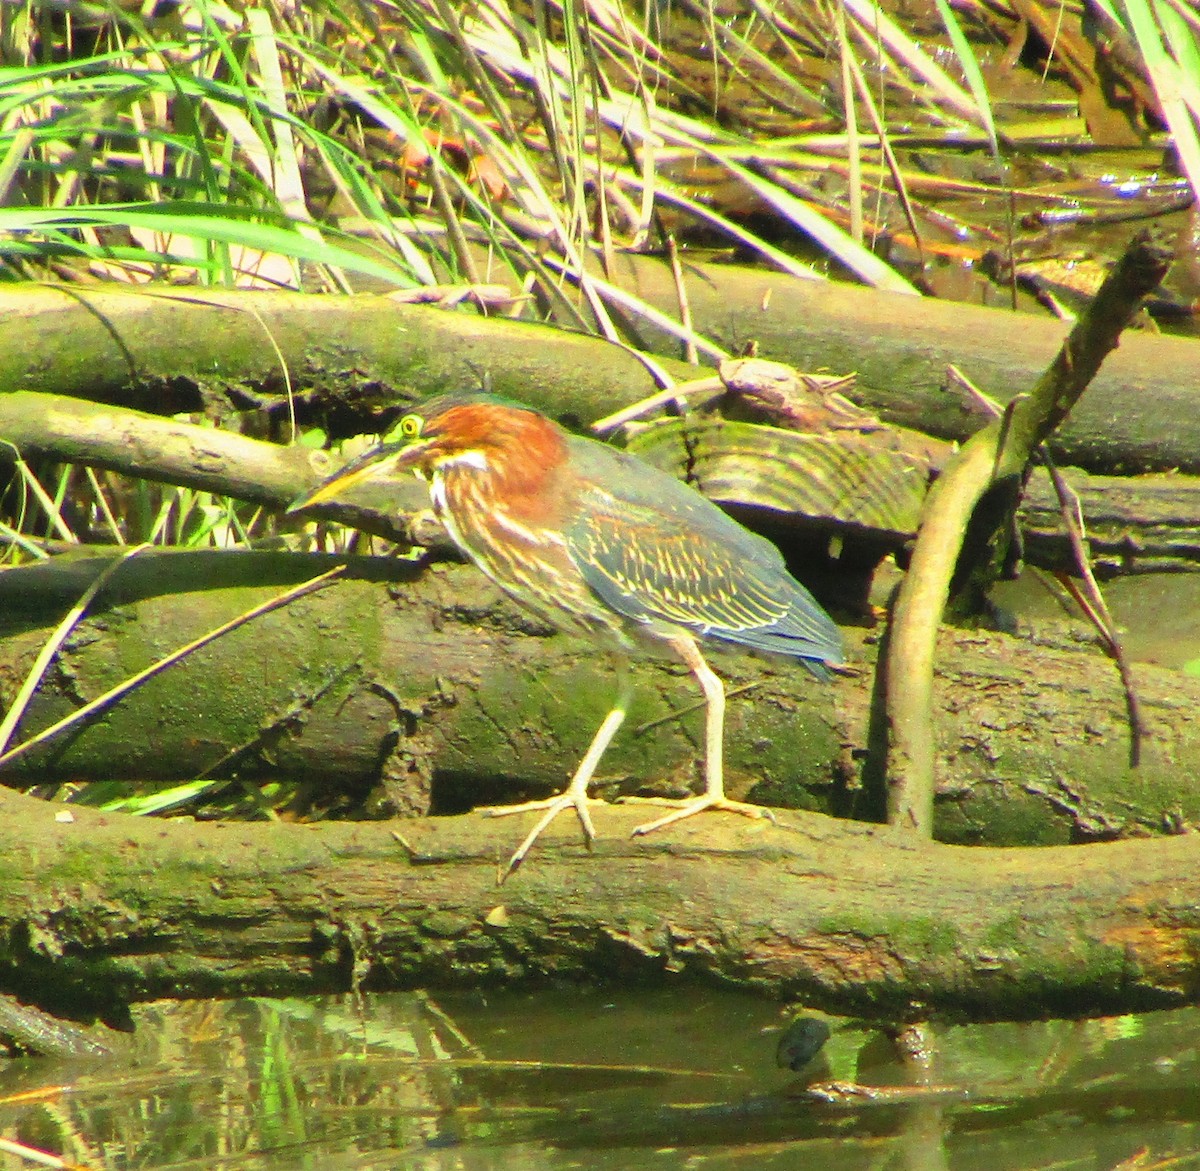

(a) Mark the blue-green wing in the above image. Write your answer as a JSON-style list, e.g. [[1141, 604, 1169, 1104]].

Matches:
[[565, 439, 843, 670]]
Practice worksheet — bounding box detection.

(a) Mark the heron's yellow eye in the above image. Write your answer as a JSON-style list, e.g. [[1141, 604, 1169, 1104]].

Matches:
[[390, 413, 424, 443]]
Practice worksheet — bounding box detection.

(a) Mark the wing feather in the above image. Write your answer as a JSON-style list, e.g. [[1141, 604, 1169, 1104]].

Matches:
[[566, 472, 843, 669]]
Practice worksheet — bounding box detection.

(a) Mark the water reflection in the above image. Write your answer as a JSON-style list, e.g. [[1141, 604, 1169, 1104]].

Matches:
[[1, 989, 1198, 1169]]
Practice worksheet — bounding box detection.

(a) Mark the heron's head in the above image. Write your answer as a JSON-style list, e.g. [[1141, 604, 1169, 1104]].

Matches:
[[287, 394, 564, 512]]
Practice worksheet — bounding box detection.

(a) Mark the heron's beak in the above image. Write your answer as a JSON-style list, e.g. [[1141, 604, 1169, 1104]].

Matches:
[[286, 440, 426, 513]]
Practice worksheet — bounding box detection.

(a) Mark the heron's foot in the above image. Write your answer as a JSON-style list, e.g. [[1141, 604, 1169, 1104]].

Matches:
[[623, 794, 777, 837], [480, 792, 608, 881], [481, 793, 609, 829]]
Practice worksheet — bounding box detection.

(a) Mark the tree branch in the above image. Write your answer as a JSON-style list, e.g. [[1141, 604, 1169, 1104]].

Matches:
[[884, 233, 1172, 834]]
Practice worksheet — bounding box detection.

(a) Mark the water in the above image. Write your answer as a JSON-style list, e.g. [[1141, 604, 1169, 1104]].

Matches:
[[2, 988, 1198, 1169]]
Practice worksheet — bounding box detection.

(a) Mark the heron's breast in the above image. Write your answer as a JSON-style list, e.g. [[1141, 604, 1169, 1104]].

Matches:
[[430, 470, 623, 641]]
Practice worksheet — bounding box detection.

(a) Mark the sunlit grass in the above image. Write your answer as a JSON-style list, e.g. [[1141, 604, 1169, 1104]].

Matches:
[[3, 1, 1191, 327]]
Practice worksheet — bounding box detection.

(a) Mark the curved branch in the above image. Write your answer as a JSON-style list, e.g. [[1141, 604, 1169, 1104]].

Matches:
[[884, 234, 1173, 833]]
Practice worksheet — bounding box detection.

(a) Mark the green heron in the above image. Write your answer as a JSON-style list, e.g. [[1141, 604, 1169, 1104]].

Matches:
[[291, 394, 843, 875]]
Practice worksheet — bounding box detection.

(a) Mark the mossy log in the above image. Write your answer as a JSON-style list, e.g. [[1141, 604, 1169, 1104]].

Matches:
[[1, 551, 1198, 845], [6, 391, 1200, 576], [1, 269, 1199, 475], [0, 783, 1198, 1022], [602, 252, 1200, 476], [0, 285, 679, 428]]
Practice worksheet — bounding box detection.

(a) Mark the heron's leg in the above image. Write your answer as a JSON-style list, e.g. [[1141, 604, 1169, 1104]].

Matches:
[[482, 658, 632, 878], [629, 633, 773, 836]]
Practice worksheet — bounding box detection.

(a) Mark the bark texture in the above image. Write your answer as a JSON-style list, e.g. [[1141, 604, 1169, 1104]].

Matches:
[[1, 270, 1199, 474], [0, 785, 1197, 1022], [1, 552, 1198, 844]]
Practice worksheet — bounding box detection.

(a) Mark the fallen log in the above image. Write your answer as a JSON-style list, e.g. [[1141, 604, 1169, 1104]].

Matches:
[[1, 551, 1197, 843], [0, 785, 1196, 1021], [6, 391, 1200, 575], [1, 268, 1199, 475]]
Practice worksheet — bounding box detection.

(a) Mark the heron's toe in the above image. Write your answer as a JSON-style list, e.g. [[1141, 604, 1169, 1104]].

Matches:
[[629, 795, 774, 837]]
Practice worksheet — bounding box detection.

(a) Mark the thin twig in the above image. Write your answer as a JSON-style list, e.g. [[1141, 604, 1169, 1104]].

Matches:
[[664, 233, 698, 366], [1040, 452, 1145, 767], [590, 374, 724, 434], [633, 682, 761, 735], [0, 566, 345, 772], [0, 544, 151, 756], [944, 363, 1000, 420]]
